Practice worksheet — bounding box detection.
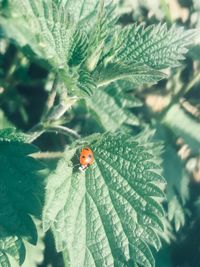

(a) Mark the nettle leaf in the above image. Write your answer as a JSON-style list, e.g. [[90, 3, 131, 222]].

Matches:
[[20, 220, 45, 267], [105, 23, 196, 69], [68, 29, 89, 66], [1, 1, 195, 98], [0, 0, 117, 97], [94, 23, 196, 87], [86, 81, 141, 131], [85, 1, 118, 72], [0, 229, 25, 267], [93, 62, 166, 87], [77, 69, 97, 96], [43, 132, 166, 267], [0, 128, 44, 266]]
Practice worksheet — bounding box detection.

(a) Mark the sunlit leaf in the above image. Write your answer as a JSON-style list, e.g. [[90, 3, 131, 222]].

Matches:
[[43, 132, 166, 267]]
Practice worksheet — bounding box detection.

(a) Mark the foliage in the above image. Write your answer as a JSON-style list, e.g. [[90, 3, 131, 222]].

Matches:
[[0, 0, 196, 96], [0, 128, 44, 266], [0, 0, 199, 267], [43, 132, 165, 267]]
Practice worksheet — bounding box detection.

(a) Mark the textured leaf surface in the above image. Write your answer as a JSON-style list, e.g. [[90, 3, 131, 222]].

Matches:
[[0, 0, 117, 97], [86, 82, 141, 131], [0, 128, 44, 266], [105, 23, 196, 69], [93, 62, 166, 87], [0, 230, 25, 267], [1, 1, 195, 97], [43, 132, 166, 267]]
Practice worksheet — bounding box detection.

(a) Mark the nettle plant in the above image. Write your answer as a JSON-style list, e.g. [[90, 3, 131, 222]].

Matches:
[[0, 0, 197, 267]]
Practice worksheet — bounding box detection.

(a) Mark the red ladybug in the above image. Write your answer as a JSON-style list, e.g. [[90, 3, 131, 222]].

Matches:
[[79, 147, 94, 171]]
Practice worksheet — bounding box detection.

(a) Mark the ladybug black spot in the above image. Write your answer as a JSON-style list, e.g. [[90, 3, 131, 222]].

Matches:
[[82, 156, 86, 158], [85, 148, 89, 151], [88, 154, 92, 158]]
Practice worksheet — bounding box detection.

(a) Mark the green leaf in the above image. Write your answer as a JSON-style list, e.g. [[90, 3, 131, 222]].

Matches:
[[0, 229, 25, 267], [93, 62, 166, 87], [168, 195, 185, 232], [0, 128, 44, 266], [1, 1, 195, 98], [0, 0, 117, 97], [0, 128, 29, 142], [105, 23, 196, 69], [163, 146, 189, 231], [153, 123, 189, 231], [163, 104, 200, 153], [0, 0, 77, 90], [21, 220, 45, 267], [86, 82, 141, 131], [77, 69, 97, 96], [68, 29, 89, 66], [163, 146, 189, 201], [43, 132, 166, 267], [0, 110, 13, 129], [85, 1, 118, 72]]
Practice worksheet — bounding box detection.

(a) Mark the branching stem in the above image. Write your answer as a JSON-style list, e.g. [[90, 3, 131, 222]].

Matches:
[[28, 75, 79, 143]]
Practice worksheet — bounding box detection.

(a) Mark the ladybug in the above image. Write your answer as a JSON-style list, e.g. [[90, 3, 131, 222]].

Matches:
[[79, 147, 94, 171]]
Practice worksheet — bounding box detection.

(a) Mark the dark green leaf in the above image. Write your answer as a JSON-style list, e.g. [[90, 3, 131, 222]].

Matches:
[[0, 128, 44, 265]]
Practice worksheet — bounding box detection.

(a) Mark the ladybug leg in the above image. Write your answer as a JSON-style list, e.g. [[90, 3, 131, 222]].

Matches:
[[79, 164, 90, 172], [79, 166, 84, 172], [83, 164, 90, 171]]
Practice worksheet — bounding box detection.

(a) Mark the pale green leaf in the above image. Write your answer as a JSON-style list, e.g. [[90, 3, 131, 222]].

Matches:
[[0, 110, 13, 129], [43, 132, 166, 267], [86, 82, 141, 131], [105, 23, 196, 69], [0, 230, 25, 267], [93, 62, 166, 87], [168, 196, 185, 232], [85, 1, 118, 72]]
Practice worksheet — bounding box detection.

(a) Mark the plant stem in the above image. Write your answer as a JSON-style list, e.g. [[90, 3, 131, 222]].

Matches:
[[47, 125, 81, 139], [28, 75, 79, 143], [183, 71, 200, 94], [42, 74, 59, 119], [32, 151, 64, 159]]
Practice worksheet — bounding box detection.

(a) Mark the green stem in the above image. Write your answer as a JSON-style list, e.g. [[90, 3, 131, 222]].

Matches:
[[183, 71, 200, 94], [41, 74, 59, 119], [32, 151, 64, 159], [47, 125, 80, 139], [28, 76, 79, 143]]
